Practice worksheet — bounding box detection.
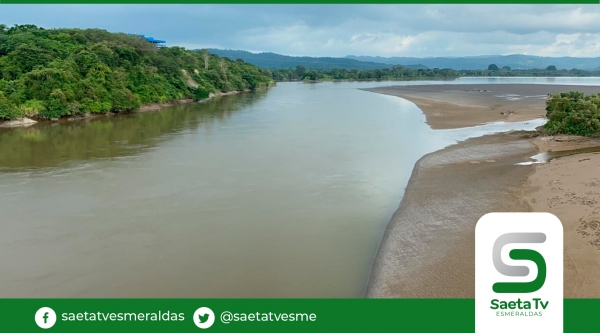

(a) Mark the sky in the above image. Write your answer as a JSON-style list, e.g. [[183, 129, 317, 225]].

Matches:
[[1, 5, 600, 58]]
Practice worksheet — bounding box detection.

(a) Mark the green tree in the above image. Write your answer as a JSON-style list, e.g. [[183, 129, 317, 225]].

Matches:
[[295, 65, 306, 79], [303, 70, 318, 81], [544, 91, 600, 136], [0, 24, 274, 121], [0, 92, 21, 120], [488, 64, 499, 71]]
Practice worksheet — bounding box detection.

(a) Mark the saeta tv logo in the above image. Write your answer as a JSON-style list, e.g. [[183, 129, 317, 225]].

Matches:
[[475, 213, 563, 333], [492, 232, 546, 293]]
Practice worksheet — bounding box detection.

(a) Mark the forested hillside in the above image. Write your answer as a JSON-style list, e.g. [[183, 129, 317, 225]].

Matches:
[[207, 49, 402, 70], [0, 24, 274, 121]]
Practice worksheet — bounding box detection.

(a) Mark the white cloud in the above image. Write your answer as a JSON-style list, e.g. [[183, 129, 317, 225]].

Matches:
[[535, 33, 600, 57], [2, 5, 600, 57]]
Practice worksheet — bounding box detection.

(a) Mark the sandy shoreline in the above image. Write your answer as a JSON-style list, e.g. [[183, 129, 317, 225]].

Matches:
[[367, 83, 600, 298], [367, 132, 537, 297], [363, 84, 600, 129]]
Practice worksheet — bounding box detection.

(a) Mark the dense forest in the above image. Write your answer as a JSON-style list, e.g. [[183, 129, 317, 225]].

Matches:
[[0, 24, 274, 121], [544, 92, 600, 136], [271, 65, 459, 81]]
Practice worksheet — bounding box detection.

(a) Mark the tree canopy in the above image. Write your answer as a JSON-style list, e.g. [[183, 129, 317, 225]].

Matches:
[[0, 24, 274, 121], [544, 91, 600, 136], [271, 66, 459, 81]]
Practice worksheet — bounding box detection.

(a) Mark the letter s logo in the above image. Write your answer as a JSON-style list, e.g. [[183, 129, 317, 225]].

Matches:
[[492, 232, 546, 293]]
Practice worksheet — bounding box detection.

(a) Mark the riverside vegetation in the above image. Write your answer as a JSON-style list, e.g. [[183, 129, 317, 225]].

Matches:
[[459, 65, 600, 77], [0, 24, 274, 121], [271, 66, 459, 81], [271, 65, 600, 82], [544, 91, 600, 136]]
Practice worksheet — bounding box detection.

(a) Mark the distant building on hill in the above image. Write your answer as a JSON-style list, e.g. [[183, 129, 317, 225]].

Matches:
[[128, 34, 166, 47]]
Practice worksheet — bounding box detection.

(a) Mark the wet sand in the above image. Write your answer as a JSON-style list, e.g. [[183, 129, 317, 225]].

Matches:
[[367, 132, 536, 297], [367, 84, 600, 298], [363, 84, 600, 129], [523, 136, 600, 297]]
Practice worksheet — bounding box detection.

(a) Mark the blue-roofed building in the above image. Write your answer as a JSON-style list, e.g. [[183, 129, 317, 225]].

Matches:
[[128, 34, 166, 47]]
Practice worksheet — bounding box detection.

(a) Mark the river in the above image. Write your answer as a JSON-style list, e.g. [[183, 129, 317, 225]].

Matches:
[[0, 78, 595, 297]]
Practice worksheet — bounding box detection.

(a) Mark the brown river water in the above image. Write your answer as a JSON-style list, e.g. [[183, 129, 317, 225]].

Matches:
[[0, 79, 583, 297]]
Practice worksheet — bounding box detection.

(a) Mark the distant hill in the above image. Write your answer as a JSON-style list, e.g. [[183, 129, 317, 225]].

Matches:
[[346, 54, 600, 70], [207, 49, 427, 70]]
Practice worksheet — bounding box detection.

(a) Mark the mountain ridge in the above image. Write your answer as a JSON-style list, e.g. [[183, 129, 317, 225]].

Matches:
[[206, 49, 427, 70], [346, 54, 600, 70], [206, 49, 600, 71]]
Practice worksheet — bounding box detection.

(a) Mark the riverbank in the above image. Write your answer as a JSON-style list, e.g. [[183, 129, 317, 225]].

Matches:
[[137, 90, 253, 113], [0, 89, 260, 127], [367, 83, 600, 298], [276, 78, 457, 83], [0, 117, 38, 128], [367, 132, 537, 297], [363, 84, 600, 129]]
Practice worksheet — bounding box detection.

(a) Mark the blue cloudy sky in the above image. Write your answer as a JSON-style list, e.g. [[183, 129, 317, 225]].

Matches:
[[1, 5, 600, 58]]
